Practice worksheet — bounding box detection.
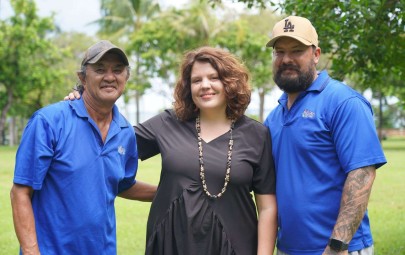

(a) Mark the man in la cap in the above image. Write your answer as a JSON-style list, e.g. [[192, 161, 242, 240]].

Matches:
[[10, 40, 156, 254], [263, 16, 386, 255]]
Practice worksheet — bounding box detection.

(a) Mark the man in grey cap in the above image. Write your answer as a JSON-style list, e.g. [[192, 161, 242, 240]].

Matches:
[[263, 16, 386, 255], [10, 40, 156, 255]]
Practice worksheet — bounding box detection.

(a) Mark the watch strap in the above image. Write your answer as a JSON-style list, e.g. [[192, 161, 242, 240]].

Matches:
[[328, 238, 349, 251]]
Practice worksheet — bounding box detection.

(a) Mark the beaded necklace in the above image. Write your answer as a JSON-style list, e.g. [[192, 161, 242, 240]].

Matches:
[[196, 115, 235, 198]]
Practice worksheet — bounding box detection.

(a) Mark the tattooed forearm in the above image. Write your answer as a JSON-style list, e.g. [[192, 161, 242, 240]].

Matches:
[[331, 165, 376, 242]]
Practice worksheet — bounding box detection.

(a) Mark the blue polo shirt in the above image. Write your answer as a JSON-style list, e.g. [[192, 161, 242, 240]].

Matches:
[[264, 70, 386, 255], [13, 98, 138, 255]]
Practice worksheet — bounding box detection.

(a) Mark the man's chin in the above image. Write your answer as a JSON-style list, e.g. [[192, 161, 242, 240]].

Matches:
[[278, 77, 299, 86], [277, 82, 303, 93]]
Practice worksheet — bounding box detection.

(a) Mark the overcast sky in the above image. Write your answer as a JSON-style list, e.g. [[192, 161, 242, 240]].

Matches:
[[1, 0, 100, 34], [36, 0, 101, 34], [1, 0, 190, 34]]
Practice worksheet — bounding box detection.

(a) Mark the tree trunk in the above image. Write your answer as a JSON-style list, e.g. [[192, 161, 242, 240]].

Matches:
[[378, 92, 384, 141], [258, 89, 265, 123], [9, 116, 16, 146], [135, 91, 140, 125], [0, 89, 13, 145], [135, 53, 141, 125]]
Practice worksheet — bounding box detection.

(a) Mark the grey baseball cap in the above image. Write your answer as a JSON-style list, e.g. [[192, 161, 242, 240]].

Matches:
[[81, 40, 129, 66]]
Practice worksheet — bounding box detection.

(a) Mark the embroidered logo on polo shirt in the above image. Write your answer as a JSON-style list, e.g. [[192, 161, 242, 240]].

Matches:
[[302, 109, 315, 119], [118, 146, 126, 155]]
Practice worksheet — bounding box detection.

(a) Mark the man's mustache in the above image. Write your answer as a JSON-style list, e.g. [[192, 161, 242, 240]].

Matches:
[[278, 64, 300, 73]]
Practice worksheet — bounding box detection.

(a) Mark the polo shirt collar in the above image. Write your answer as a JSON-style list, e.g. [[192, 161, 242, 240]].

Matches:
[[306, 70, 329, 92], [69, 98, 129, 128]]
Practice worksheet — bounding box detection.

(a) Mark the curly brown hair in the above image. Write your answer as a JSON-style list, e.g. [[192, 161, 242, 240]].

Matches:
[[173, 46, 251, 121]]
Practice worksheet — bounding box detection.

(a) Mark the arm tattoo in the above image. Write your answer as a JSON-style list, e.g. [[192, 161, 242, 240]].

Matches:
[[331, 165, 376, 242]]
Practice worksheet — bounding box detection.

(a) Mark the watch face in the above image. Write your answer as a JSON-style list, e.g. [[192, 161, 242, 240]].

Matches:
[[329, 238, 349, 251]]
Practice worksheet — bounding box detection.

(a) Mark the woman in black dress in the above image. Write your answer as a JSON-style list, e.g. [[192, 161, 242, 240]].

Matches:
[[136, 47, 277, 255]]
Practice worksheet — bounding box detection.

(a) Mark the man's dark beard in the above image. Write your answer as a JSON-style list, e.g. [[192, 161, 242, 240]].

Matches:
[[273, 64, 315, 93]]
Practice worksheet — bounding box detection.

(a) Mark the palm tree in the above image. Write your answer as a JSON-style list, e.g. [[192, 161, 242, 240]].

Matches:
[[174, 0, 226, 47]]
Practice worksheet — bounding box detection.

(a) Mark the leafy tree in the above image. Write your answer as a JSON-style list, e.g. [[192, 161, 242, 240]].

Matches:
[[0, 0, 64, 144], [96, 0, 161, 124], [214, 10, 277, 122], [97, 0, 160, 39], [208, 0, 272, 9], [174, 0, 226, 47], [128, 9, 185, 98]]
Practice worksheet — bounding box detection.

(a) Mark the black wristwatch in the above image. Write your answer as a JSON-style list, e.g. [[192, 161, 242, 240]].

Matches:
[[328, 238, 349, 252]]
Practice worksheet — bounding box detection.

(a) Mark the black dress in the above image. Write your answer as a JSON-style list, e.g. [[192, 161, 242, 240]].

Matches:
[[135, 110, 275, 255]]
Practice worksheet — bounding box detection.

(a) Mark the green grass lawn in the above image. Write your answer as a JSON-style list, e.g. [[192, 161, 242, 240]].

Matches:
[[1, 137, 404, 254], [368, 136, 405, 254]]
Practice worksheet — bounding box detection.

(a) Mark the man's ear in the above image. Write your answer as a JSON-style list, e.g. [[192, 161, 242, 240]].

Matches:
[[314, 47, 321, 65], [77, 72, 86, 85], [126, 68, 130, 81]]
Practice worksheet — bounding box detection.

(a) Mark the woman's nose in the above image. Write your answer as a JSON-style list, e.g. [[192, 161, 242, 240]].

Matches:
[[201, 78, 211, 88]]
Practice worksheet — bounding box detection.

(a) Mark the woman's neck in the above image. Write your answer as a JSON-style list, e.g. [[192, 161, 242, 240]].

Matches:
[[199, 108, 228, 123], [198, 110, 232, 142]]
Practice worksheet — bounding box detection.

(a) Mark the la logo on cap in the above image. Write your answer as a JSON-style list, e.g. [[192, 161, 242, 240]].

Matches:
[[283, 19, 294, 32], [266, 16, 319, 48]]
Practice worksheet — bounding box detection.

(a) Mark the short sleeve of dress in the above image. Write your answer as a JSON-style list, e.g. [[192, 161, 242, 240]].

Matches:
[[252, 125, 276, 195], [135, 110, 168, 160]]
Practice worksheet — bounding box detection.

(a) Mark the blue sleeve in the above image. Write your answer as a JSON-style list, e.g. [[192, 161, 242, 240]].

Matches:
[[13, 112, 55, 190], [118, 125, 138, 193], [330, 97, 387, 172]]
